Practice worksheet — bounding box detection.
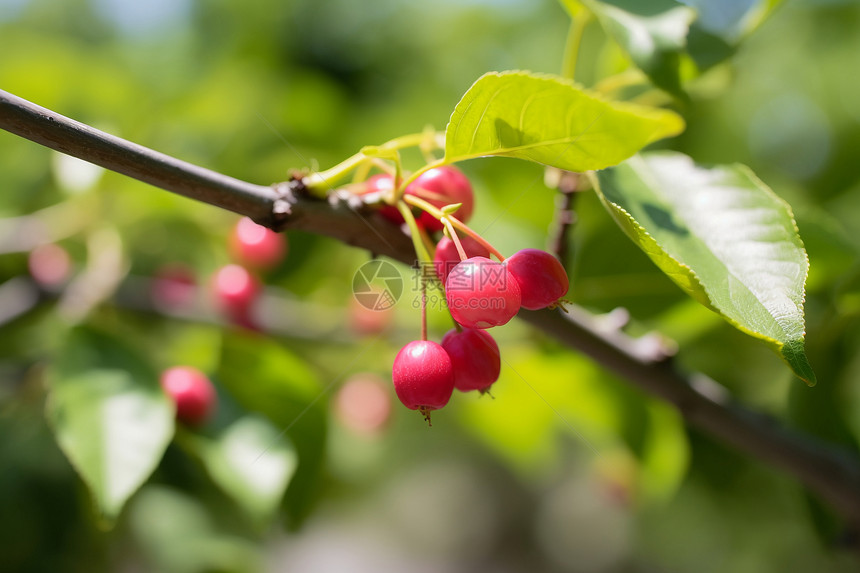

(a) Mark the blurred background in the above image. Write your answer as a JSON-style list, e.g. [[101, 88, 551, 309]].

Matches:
[[1, 0, 860, 571]]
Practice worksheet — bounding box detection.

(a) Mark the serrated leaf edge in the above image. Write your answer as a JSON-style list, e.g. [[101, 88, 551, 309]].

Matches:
[[444, 70, 685, 165], [590, 169, 815, 385]]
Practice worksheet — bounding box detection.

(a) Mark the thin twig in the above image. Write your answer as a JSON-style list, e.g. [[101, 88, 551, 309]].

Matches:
[[547, 169, 580, 267]]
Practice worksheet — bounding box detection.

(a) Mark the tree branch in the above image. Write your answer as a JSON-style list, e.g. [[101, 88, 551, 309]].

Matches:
[[0, 89, 277, 222], [2, 89, 859, 524]]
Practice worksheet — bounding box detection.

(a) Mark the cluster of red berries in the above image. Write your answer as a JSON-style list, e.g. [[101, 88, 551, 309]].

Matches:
[[211, 217, 288, 327], [152, 216, 288, 329], [158, 217, 288, 426], [359, 166, 569, 423]]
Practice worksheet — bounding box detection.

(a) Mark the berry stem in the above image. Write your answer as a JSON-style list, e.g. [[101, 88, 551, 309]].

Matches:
[[305, 131, 444, 195], [417, 224, 437, 259], [419, 125, 441, 164], [442, 218, 468, 261], [395, 200, 433, 265], [420, 280, 428, 342], [561, 9, 591, 81], [402, 194, 506, 262]]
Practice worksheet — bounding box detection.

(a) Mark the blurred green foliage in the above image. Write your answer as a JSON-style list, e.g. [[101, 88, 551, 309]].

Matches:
[[1, 0, 860, 572]]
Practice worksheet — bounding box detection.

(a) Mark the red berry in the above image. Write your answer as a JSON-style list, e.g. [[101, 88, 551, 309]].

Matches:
[[445, 257, 521, 329], [433, 235, 490, 284], [28, 243, 71, 287], [405, 166, 474, 231], [160, 366, 217, 427], [212, 264, 260, 326], [392, 340, 454, 417], [230, 217, 287, 271], [441, 328, 501, 393], [151, 264, 196, 310], [334, 373, 392, 435], [505, 249, 569, 310], [349, 295, 393, 336], [362, 174, 403, 224]]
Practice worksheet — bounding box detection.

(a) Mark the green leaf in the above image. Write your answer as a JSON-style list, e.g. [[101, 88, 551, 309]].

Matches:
[[582, 0, 696, 95], [128, 486, 262, 573], [46, 327, 174, 521], [217, 333, 326, 526], [591, 151, 815, 384], [444, 71, 684, 172], [199, 415, 298, 523], [578, 0, 784, 90], [678, 0, 783, 43]]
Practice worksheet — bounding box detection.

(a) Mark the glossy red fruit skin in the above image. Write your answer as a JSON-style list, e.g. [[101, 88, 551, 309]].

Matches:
[[212, 264, 260, 326], [230, 217, 287, 271], [505, 249, 569, 310], [392, 340, 454, 411], [445, 256, 521, 329], [441, 328, 501, 393], [160, 366, 217, 427], [405, 166, 474, 231], [362, 174, 404, 224], [433, 235, 491, 284]]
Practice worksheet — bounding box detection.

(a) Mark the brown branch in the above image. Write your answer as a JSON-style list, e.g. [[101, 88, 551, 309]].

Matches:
[[0, 89, 277, 222], [546, 169, 581, 267], [2, 89, 860, 524]]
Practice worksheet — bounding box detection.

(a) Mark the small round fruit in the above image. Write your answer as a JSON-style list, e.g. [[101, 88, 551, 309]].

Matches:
[[160, 366, 217, 427], [151, 264, 196, 310], [433, 235, 491, 284], [392, 340, 454, 417], [505, 249, 569, 310], [405, 166, 474, 231], [445, 256, 521, 329], [349, 295, 393, 336], [441, 327, 500, 393], [230, 217, 287, 270], [28, 243, 72, 287], [361, 174, 404, 224], [334, 373, 392, 435], [212, 264, 260, 326]]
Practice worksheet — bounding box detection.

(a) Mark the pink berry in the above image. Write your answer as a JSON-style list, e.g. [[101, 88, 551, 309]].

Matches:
[[151, 264, 196, 310], [28, 243, 71, 287], [334, 373, 392, 435], [433, 235, 490, 284], [392, 340, 454, 418], [405, 166, 474, 231], [445, 256, 521, 329], [230, 217, 287, 271], [505, 249, 569, 310], [212, 264, 260, 326], [160, 366, 217, 427], [349, 295, 393, 336], [441, 328, 501, 393], [362, 174, 403, 224]]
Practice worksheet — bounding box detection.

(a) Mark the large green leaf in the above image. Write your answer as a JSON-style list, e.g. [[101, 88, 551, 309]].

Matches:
[[198, 415, 298, 524], [591, 151, 815, 384], [678, 0, 783, 42], [217, 333, 326, 526], [444, 71, 684, 171], [128, 486, 262, 573], [573, 0, 784, 90], [582, 0, 695, 95], [46, 327, 174, 521]]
